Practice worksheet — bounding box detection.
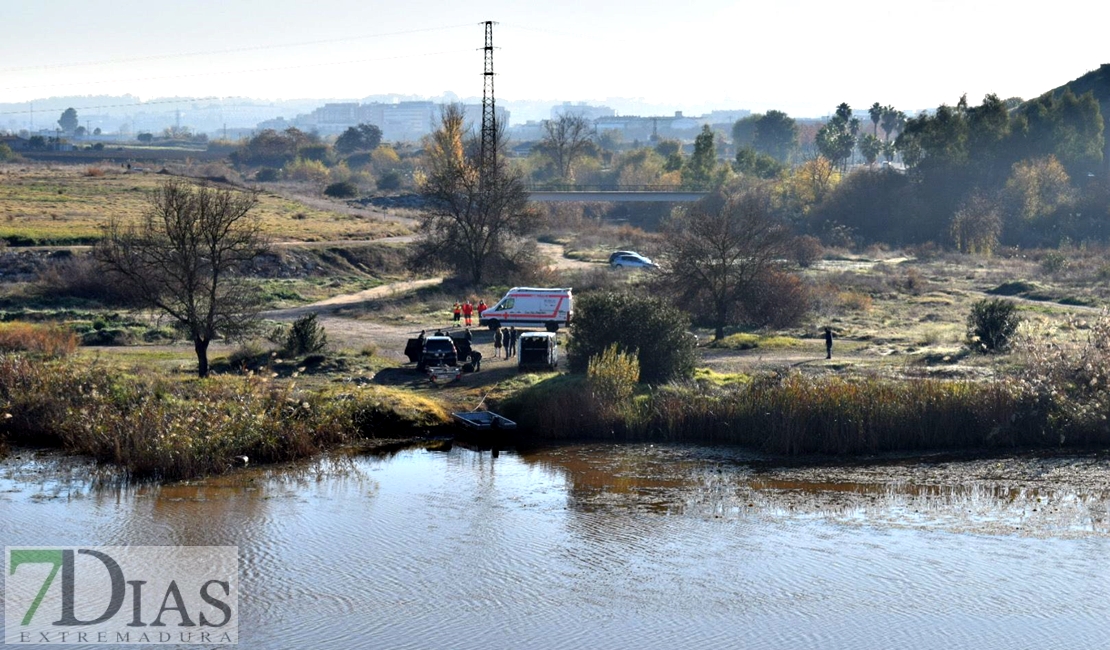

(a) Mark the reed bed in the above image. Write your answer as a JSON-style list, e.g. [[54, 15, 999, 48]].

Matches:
[[504, 372, 1064, 454], [0, 355, 449, 479]]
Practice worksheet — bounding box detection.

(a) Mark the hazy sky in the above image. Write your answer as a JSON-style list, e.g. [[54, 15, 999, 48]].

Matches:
[[2, 0, 1105, 119]]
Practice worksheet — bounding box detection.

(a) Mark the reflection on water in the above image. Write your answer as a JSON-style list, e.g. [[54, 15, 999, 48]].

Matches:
[[3, 445, 1110, 649]]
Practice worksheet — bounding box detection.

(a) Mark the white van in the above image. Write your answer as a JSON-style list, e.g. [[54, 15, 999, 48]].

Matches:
[[479, 287, 573, 332], [517, 332, 559, 371]]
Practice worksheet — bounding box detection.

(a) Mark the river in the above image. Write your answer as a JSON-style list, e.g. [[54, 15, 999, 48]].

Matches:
[[3, 444, 1110, 649]]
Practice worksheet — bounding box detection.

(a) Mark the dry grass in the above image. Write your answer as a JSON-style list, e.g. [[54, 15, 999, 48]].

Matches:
[[0, 322, 77, 357], [0, 354, 449, 479], [0, 163, 409, 245]]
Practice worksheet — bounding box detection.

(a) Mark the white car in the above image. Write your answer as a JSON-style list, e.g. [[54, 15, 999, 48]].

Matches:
[[610, 253, 657, 269]]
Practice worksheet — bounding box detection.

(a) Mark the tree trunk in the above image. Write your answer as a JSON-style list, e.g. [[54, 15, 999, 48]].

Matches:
[[194, 338, 210, 378]]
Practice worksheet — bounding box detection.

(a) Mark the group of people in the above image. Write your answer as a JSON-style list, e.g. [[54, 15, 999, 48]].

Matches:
[[493, 326, 518, 359], [452, 299, 488, 327]]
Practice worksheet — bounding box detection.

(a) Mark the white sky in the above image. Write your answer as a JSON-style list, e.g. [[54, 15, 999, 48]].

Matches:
[[1, 0, 1105, 119]]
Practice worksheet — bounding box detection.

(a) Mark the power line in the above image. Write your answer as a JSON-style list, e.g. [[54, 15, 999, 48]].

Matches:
[[0, 97, 221, 117], [0, 23, 475, 74]]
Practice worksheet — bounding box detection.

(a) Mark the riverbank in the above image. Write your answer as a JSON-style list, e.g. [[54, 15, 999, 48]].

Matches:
[[0, 354, 450, 479]]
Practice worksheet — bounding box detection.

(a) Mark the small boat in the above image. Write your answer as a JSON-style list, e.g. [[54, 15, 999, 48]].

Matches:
[[451, 410, 517, 430]]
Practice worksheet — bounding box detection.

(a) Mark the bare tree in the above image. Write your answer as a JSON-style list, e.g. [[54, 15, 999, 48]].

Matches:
[[538, 114, 595, 182], [413, 104, 537, 286], [661, 183, 794, 341], [96, 179, 268, 377]]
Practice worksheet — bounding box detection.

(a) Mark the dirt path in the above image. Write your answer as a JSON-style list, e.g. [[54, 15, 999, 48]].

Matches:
[[262, 277, 444, 321]]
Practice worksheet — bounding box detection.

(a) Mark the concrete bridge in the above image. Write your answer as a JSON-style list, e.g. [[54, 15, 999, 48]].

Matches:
[[527, 184, 708, 203]]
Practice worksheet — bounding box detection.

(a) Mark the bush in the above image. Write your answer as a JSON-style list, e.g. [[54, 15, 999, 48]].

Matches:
[[284, 313, 327, 356], [255, 167, 280, 182], [1040, 251, 1068, 274], [587, 343, 639, 405], [967, 298, 1021, 352], [377, 170, 402, 191], [324, 181, 359, 199], [740, 269, 811, 328], [793, 235, 824, 267], [0, 323, 77, 357], [568, 292, 695, 384], [284, 158, 329, 183]]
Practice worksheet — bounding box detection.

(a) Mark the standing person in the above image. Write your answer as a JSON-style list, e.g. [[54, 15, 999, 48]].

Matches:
[[462, 300, 474, 327], [494, 327, 503, 358], [464, 327, 473, 342], [824, 327, 834, 360], [452, 302, 461, 326], [477, 299, 487, 320], [508, 326, 517, 359]]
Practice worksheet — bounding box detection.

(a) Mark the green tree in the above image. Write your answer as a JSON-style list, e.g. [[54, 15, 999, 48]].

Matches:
[[683, 125, 718, 190], [413, 104, 536, 285], [858, 134, 882, 168], [655, 139, 684, 173], [96, 180, 268, 377], [734, 146, 785, 179], [662, 182, 794, 340], [335, 123, 382, 154], [752, 110, 798, 163], [58, 108, 78, 133], [731, 115, 759, 149], [816, 103, 858, 171], [567, 292, 696, 384], [880, 105, 904, 142], [869, 102, 882, 137]]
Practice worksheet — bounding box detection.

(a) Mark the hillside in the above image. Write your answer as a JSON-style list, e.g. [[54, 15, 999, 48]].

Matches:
[[1043, 63, 1110, 175]]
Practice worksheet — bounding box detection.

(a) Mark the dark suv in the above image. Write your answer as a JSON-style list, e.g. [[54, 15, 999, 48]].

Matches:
[[417, 336, 458, 371]]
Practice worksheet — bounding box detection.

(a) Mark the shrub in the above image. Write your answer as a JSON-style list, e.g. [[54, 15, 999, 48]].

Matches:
[[0, 323, 77, 357], [587, 343, 639, 405], [284, 158, 329, 183], [568, 292, 695, 384], [377, 169, 402, 191], [967, 298, 1021, 352], [84, 166, 106, 177], [324, 181, 359, 199], [284, 313, 327, 356], [255, 167, 280, 182], [1040, 251, 1068, 274], [740, 269, 811, 328], [34, 255, 136, 306], [793, 235, 823, 267]]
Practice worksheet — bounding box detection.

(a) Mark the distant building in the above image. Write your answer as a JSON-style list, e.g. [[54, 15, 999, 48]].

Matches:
[[551, 102, 615, 121], [272, 101, 509, 143], [0, 135, 28, 151]]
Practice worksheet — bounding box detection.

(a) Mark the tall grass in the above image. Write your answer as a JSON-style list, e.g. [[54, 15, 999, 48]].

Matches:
[[0, 355, 449, 479], [0, 322, 77, 357], [502, 372, 1056, 454]]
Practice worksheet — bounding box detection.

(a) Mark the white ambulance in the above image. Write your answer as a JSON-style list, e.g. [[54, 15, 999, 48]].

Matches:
[[479, 287, 573, 332]]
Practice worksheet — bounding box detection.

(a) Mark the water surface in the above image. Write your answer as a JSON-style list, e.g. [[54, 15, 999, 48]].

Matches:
[[2, 445, 1109, 649]]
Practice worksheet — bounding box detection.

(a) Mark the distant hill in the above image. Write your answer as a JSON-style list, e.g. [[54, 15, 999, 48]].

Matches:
[[1042, 63, 1110, 175]]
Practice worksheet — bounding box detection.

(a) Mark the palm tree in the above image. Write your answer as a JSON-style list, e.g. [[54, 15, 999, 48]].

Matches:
[[869, 102, 882, 137]]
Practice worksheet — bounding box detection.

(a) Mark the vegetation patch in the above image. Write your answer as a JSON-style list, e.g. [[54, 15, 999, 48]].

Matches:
[[710, 333, 803, 350], [0, 355, 448, 480]]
